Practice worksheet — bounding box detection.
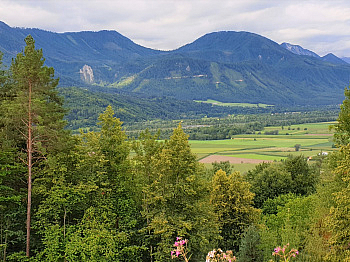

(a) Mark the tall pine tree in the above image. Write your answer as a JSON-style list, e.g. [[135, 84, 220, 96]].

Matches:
[[3, 35, 67, 257]]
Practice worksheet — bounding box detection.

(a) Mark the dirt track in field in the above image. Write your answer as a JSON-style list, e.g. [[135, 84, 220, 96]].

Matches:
[[199, 155, 273, 164]]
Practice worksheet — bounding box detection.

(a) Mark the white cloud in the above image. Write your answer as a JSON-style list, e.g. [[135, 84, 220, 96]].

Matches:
[[1, 0, 350, 56]]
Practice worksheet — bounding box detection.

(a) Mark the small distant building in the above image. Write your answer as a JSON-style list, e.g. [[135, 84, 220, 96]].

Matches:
[[318, 152, 328, 156]]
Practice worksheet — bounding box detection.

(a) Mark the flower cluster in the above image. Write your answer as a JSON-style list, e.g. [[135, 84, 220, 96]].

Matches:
[[272, 243, 299, 261], [206, 248, 236, 262], [171, 237, 191, 262]]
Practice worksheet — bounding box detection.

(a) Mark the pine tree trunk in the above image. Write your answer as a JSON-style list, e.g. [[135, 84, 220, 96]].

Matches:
[[26, 80, 32, 257]]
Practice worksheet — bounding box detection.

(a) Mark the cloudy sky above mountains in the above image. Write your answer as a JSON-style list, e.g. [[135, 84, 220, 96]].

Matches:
[[1, 0, 350, 57]]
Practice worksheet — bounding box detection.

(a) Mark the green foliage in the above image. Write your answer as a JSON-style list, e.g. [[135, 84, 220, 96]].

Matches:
[[247, 163, 293, 208], [136, 124, 219, 261], [294, 144, 301, 151], [64, 206, 122, 262], [2, 35, 67, 155], [125, 109, 337, 141], [60, 86, 245, 131], [260, 195, 316, 261], [283, 155, 319, 195], [32, 105, 145, 261], [246, 155, 319, 208], [238, 225, 263, 262], [325, 144, 350, 261], [265, 130, 279, 135], [0, 149, 27, 261], [332, 87, 350, 145], [9, 35, 66, 137], [0, 35, 69, 258], [261, 193, 297, 215], [212, 161, 233, 176], [210, 169, 260, 252]]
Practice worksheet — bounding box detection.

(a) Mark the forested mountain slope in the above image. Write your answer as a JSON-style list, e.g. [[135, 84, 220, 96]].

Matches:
[[0, 21, 349, 106]]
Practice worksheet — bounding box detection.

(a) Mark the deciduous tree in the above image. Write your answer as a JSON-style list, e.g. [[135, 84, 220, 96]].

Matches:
[[326, 144, 350, 261], [332, 86, 350, 145], [210, 169, 260, 252], [141, 124, 219, 261]]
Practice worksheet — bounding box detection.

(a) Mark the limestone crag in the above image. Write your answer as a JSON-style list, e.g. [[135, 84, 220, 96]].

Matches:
[[80, 64, 94, 84]]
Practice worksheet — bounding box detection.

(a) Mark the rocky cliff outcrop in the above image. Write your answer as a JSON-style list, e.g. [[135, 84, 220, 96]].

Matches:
[[80, 65, 94, 84]]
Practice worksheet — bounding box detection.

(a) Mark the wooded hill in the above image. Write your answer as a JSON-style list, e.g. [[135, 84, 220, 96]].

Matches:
[[0, 21, 349, 107]]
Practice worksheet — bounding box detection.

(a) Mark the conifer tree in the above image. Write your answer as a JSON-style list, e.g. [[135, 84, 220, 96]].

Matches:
[[3, 35, 66, 257], [238, 225, 263, 262]]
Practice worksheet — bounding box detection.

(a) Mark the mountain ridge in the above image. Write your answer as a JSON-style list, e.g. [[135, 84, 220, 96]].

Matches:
[[280, 42, 320, 58], [0, 21, 348, 106]]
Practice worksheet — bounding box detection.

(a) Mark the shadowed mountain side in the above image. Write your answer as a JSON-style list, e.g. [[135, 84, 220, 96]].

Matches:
[[0, 22, 349, 106]]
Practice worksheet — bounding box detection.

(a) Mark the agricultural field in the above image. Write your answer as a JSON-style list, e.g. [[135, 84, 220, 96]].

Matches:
[[190, 121, 336, 172]]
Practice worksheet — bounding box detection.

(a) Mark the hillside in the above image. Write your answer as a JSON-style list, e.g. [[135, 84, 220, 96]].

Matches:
[[0, 22, 349, 106], [0, 21, 162, 85], [120, 32, 349, 105], [60, 86, 256, 130]]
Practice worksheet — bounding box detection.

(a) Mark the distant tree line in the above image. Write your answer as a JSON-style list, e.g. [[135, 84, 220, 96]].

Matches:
[[125, 110, 338, 140]]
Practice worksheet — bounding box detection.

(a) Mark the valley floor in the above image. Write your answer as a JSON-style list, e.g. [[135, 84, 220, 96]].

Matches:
[[199, 155, 271, 164]]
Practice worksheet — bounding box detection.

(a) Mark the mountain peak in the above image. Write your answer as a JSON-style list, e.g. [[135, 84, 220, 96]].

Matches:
[[322, 53, 348, 65], [178, 31, 278, 51], [280, 42, 319, 58], [174, 31, 293, 64], [0, 21, 9, 28]]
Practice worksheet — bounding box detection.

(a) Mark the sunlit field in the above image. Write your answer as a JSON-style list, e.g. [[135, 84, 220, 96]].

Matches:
[[190, 121, 336, 172]]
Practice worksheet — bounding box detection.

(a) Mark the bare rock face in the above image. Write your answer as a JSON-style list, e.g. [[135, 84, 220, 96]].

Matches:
[[80, 65, 94, 84]]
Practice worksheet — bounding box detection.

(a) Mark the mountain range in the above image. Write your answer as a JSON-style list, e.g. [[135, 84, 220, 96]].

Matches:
[[280, 42, 348, 65], [0, 21, 349, 107]]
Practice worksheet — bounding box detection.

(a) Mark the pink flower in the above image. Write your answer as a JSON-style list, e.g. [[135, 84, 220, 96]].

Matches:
[[174, 241, 179, 247], [176, 250, 181, 257]]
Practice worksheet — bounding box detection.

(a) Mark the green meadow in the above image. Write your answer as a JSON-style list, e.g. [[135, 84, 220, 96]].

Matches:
[[194, 99, 273, 108], [190, 121, 336, 172]]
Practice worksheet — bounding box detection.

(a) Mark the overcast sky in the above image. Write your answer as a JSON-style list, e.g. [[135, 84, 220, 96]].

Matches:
[[1, 0, 350, 57]]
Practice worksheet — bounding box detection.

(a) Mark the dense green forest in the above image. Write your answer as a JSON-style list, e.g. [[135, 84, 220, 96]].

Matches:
[[1, 36, 350, 262], [122, 110, 338, 140], [59, 85, 339, 135], [59, 84, 339, 138]]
